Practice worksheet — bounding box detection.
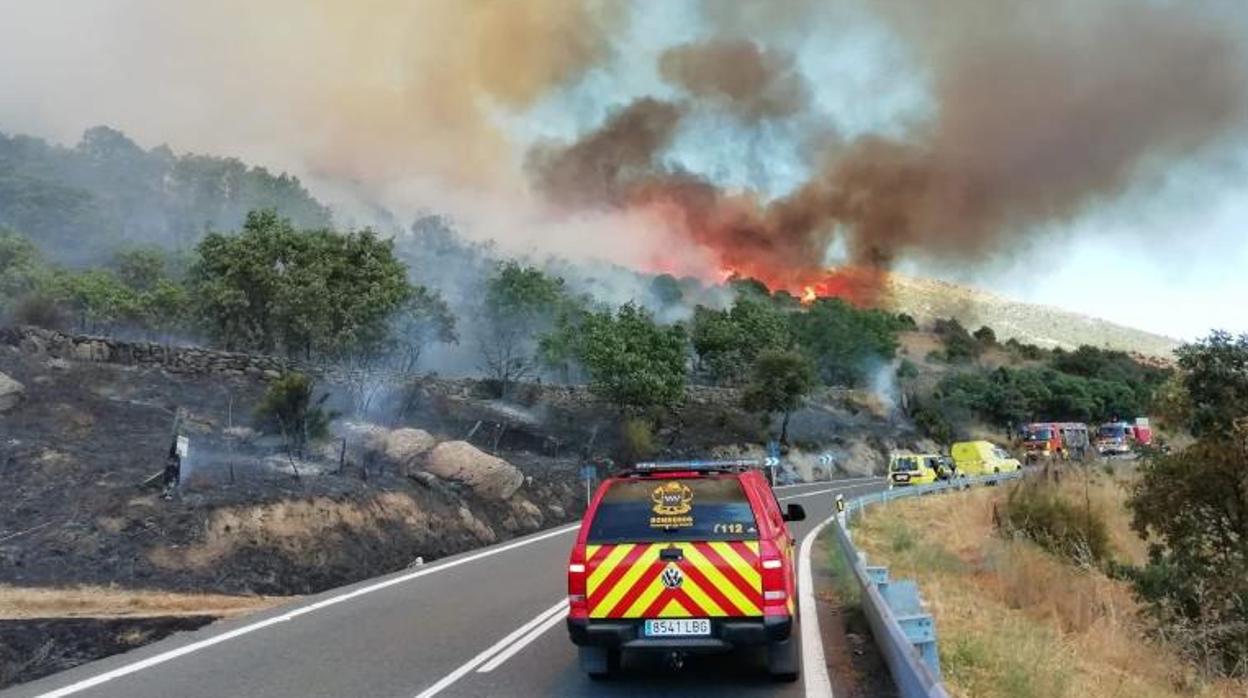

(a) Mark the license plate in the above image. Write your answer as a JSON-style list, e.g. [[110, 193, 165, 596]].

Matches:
[[643, 618, 711, 637], [893, 473, 910, 482]]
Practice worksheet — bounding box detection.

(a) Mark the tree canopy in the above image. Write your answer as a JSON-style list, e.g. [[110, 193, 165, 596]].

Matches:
[[0, 126, 330, 263], [690, 296, 791, 384], [741, 349, 815, 444], [190, 210, 410, 358], [575, 302, 687, 413], [791, 298, 903, 386], [1127, 332, 1248, 676], [479, 262, 569, 392]]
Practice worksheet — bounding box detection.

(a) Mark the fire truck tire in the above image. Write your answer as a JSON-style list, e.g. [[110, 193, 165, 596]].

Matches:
[[580, 646, 620, 680], [767, 637, 800, 682]]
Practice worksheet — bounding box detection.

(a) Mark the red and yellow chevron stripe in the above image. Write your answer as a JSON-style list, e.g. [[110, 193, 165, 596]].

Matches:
[[585, 541, 762, 618]]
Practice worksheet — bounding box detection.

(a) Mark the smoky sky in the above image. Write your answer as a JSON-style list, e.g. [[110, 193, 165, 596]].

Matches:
[[2, 0, 1246, 305], [525, 0, 1248, 298]]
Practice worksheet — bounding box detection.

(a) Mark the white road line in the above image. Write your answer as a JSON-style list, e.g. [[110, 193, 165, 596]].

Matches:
[[775, 476, 880, 491], [780, 487, 835, 500], [422, 479, 883, 692], [414, 600, 567, 698], [35, 476, 880, 698], [477, 604, 569, 673], [799, 511, 840, 698], [790, 480, 882, 697], [34, 523, 581, 698]]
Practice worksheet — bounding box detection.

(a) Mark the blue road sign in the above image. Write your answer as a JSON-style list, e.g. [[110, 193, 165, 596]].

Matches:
[[580, 464, 595, 482]]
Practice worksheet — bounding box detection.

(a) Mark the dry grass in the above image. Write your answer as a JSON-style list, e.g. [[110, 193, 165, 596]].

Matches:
[[0, 585, 284, 620], [148, 492, 428, 569], [852, 474, 1246, 698]]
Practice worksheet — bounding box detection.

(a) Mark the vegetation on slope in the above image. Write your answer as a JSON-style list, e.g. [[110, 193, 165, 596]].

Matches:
[[854, 476, 1244, 697], [0, 126, 329, 262]]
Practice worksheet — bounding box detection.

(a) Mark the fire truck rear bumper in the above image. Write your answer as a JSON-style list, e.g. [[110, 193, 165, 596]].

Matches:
[[568, 616, 792, 651]]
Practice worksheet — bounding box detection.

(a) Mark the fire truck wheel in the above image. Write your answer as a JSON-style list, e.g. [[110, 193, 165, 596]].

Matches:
[[580, 646, 620, 680], [767, 637, 800, 682]]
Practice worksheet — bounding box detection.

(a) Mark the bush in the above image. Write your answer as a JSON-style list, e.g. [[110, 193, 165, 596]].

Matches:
[[998, 481, 1110, 565], [253, 373, 333, 455], [740, 349, 815, 444], [1123, 332, 1248, 677], [1004, 338, 1050, 361], [791, 298, 903, 387], [1129, 438, 1248, 676], [933, 362, 1161, 428], [911, 398, 960, 445], [973, 325, 997, 346], [576, 302, 687, 414], [933, 318, 981, 362], [618, 417, 656, 464]]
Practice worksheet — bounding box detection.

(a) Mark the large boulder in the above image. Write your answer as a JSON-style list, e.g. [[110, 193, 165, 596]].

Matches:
[[508, 494, 545, 530], [425, 441, 524, 500], [0, 372, 24, 413], [382, 428, 437, 471]]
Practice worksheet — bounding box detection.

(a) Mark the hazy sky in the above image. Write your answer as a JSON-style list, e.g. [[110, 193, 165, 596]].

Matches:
[[1, 0, 1246, 340]]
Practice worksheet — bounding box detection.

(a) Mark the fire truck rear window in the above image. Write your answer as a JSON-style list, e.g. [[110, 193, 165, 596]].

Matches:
[[587, 478, 759, 543]]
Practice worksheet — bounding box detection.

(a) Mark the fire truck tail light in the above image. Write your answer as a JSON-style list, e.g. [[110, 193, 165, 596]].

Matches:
[[568, 563, 586, 574], [764, 590, 787, 601], [761, 559, 783, 570]]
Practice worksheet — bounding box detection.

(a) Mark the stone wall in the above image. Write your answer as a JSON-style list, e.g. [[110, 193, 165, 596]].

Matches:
[[0, 325, 739, 404], [1, 326, 290, 379]]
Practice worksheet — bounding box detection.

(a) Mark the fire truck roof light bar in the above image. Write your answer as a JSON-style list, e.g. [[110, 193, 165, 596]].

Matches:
[[632, 459, 764, 471]]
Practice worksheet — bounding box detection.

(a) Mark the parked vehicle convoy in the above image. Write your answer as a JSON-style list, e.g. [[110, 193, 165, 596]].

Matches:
[[888, 453, 952, 487], [1021, 422, 1090, 462], [566, 460, 806, 681], [1096, 418, 1153, 455], [951, 440, 1022, 475]]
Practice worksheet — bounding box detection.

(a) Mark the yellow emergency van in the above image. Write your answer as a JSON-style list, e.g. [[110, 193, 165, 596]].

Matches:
[[950, 441, 1021, 476]]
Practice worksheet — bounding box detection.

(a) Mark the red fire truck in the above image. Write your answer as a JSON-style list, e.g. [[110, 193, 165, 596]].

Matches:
[[1021, 422, 1090, 462], [1096, 418, 1152, 456]]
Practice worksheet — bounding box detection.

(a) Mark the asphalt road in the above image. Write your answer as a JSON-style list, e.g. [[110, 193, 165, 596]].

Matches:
[[6, 477, 887, 698]]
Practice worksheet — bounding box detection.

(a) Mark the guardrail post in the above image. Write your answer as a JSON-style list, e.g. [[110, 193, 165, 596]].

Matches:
[[865, 566, 889, 586], [882, 580, 941, 680]]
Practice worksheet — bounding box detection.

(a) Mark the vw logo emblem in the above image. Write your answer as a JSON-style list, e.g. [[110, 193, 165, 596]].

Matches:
[[661, 563, 684, 590]]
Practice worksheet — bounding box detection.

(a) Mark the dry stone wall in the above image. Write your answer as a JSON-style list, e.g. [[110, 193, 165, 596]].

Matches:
[[2, 326, 290, 378], [0, 325, 742, 406]]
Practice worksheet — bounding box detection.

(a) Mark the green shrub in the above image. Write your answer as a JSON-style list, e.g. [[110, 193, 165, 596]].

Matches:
[[618, 417, 655, 464], [913, 399, 958, 447], [998, 481, 1110, 565], [253, 373, 333, 455], [933, 318, 981, 362]]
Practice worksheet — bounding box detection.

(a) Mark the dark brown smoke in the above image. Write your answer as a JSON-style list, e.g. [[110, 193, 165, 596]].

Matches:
[[659, 38, 810, 120], [527, 98, 685, 209], [527, 0, 1247, 304]]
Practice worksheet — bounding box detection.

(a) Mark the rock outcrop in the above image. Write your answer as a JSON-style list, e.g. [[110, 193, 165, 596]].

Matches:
[[382, 429, 437, 471], [425, 441, 524, 500], [0, 372, 24, 413]]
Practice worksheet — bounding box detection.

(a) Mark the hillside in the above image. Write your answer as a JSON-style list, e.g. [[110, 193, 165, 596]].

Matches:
[[886, 274, 1179, 358], [0, 126, 330, 263]]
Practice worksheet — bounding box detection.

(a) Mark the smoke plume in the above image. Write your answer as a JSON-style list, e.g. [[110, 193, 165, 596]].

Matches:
[[2, 0, 1245, 306], [526, 0, 1247, 302], [659, 38, 810, 121]]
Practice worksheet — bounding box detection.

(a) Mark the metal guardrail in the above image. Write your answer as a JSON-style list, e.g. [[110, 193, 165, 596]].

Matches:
[[831, 471, 1024, 698]]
